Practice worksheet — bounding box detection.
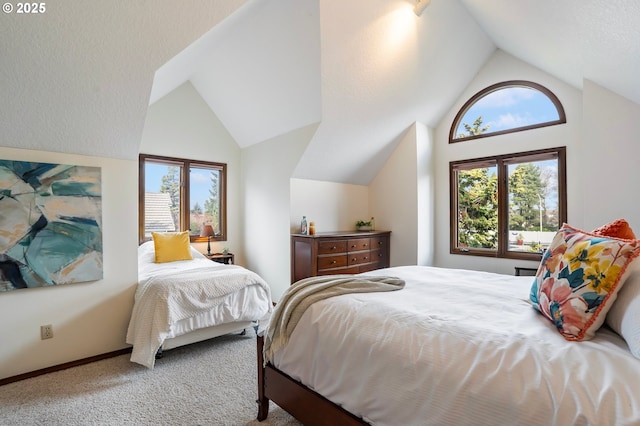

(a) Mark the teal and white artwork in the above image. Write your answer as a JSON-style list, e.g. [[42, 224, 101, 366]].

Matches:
[[0, 160, 102, 291]]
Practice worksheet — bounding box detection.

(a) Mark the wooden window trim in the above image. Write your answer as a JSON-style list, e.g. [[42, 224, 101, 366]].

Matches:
[[450, 147, 567, 261], [138, 154, 227, 244], [449, 80, 567, 144]]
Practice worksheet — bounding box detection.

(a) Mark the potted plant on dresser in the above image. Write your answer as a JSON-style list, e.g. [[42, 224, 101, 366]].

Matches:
[[356, 218, 374, 231]]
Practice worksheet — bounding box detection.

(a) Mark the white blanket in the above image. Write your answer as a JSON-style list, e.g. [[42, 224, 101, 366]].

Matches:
[[264, 275, 405, 363], [270, 265, 640, 426], [127, 254, 271, 368]]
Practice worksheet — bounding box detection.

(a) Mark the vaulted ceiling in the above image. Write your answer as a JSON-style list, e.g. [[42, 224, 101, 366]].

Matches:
[[2, 0, 639, 185]]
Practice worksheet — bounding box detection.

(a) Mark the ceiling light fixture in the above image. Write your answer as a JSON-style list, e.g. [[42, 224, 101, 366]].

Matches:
[[414, 0, 431, 16]]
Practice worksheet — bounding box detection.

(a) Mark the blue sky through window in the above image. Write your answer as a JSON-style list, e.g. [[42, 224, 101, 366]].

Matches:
[[455, 87, 559, 137], [144, 163, 213, 211]]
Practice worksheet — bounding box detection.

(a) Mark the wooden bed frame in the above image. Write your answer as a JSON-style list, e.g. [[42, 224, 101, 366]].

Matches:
[[256, 334, 368, 425]]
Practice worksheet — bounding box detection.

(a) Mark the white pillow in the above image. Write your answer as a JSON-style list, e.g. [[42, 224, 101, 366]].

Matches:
[[606, 270, 640, 358], [138, 241, 156, 264], [190, 246, 207, 260]]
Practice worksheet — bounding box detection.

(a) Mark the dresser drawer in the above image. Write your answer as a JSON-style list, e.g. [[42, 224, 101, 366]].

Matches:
[[348, 252, 372, 265], [348, 238, 370, 252], [371, 236, 387, 250], [318, 240, 348, 255], [317, 254, 348, 270], [318, 266, 360, 276], [370, 248, 385, 262], [358, 262, 381, 273]]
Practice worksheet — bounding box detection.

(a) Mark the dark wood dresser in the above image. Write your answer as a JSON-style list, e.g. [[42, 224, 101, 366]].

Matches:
[[291, 231, 391, 283]]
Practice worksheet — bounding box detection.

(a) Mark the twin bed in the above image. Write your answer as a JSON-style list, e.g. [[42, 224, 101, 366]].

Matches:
[[127, 239, 272, 368], [257, 223, 640, 425]]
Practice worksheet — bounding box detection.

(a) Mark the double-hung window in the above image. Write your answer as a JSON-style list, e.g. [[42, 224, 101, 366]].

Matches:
[[139, 154, 227, 243]]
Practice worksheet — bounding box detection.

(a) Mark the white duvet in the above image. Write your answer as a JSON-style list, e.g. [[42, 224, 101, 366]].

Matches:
[[127, 244, 271, 368], [270, 265, 640, 426]]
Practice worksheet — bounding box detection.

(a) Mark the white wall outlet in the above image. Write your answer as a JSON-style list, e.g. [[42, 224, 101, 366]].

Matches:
[[41, 324, 53, 340]]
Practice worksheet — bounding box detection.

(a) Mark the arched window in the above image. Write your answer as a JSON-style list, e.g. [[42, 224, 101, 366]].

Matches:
[[449, 80, 566, 143], [448, 81, 568, 261]]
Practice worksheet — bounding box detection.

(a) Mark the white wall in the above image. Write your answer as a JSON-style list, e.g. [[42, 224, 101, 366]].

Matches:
[[0, 147, 138, 380], [581, 80, 640, 229], [290, 179, 369, 234], [415, 122, 435, 266], [140, 82, 244, 262], [433, 50, 584, 274], [242, 123, 317, 302], [369, 122, 435, 266]]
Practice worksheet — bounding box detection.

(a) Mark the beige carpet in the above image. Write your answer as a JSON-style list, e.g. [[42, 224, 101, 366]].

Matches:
[[0, 329, 301, 425]]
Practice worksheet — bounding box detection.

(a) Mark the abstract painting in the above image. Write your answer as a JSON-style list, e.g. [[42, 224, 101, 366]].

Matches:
[[0, 160, 102, 291]]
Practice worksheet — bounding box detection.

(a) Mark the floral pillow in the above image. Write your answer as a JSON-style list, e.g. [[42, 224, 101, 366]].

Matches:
[[530, 223, 640, 341]]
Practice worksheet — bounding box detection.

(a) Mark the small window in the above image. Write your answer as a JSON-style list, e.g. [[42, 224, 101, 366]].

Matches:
[[139, 154, 227, 243], [450, 147, 566, 260], [449, 81, 566, 143]]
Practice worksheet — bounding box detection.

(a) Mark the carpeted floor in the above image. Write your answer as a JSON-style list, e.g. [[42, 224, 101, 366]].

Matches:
[[0, 329, 301, 425]]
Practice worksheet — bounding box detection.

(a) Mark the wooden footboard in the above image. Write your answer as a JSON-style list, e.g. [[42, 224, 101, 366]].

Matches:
[[256, 335, 368, 425]]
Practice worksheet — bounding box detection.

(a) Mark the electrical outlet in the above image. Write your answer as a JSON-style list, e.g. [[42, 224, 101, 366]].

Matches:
[[41, 324, 53, 340]]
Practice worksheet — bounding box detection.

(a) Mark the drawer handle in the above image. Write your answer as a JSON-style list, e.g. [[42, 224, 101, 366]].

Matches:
[[331, 260, 337, 264], [351, 245, 356, 248], [352, 258, 357, 262], [332, 246, 337, 250], [378, 241, 383, 246], [363, 244, 368, 248], [378, 253, 383, 258], [363, 256, 368, 261]]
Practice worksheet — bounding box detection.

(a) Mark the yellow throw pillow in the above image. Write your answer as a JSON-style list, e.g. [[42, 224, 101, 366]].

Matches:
[[152, 231, 193, 263]]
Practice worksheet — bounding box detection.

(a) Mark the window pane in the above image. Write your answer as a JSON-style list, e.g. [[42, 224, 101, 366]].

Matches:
[[189, 166, 221, 237], [507, 157, 559, 254], [455, 87, 559, 139], [456, 165, 498, 250], [450, 81, 566, 143], [143, 162, 181, 238]]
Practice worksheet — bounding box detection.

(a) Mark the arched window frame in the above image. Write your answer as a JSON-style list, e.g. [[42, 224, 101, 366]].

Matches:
[[449, 80, 566, 144]]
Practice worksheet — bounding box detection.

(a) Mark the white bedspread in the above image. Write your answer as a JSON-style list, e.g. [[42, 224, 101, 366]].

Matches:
[[127, 253, 271, 368], [269, 265, 640, 426]]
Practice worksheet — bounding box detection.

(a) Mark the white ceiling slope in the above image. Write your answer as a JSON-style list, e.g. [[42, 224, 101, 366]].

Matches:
[[3, 0, 640, 185], [460, 0, 640, 105], [150, 0, 322, 149], [150, 0, 495, 185], [292, 0, 495, 185], [1, 0, 246, 160]]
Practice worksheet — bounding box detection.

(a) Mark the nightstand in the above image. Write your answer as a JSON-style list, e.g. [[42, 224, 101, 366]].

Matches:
[[207, 253, 234, 265], [514, 266, 538, 276]]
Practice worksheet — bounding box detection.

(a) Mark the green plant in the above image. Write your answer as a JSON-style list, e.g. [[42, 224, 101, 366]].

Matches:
[[356, 220, 372, 227]]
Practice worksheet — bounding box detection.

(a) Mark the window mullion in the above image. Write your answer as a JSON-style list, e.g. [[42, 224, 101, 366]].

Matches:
[[181, 162, 189, 234], [496, 159, 508, 258]]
